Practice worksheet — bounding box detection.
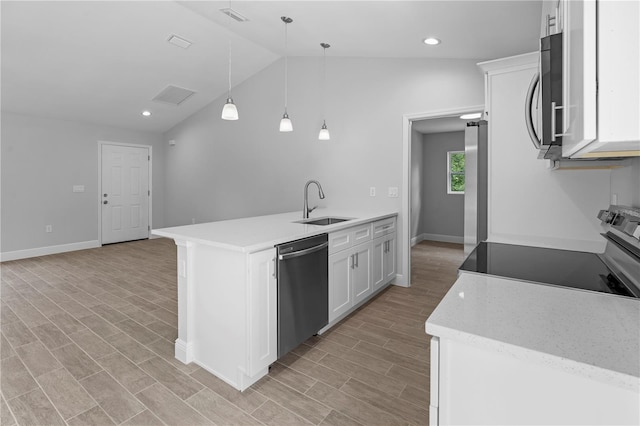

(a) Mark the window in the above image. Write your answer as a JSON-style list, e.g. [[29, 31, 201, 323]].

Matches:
[[447, 151, 465, 194]]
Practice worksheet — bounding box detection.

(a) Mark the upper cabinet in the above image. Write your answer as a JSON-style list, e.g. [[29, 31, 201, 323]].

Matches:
[[560, 0, 640, 158]]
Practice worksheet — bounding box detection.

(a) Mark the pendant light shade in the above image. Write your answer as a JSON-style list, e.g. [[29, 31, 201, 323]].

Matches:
[[280, 113, 293, 132], [318, 121, 330, 140], [280, 16, 293, 132], [319, 43, 331, 140], [221, 98, 238, 120]]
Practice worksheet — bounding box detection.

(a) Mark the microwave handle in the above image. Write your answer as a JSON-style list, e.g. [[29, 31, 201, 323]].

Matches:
[[525, 72, 541, 150], [550, 102, 566, 142]]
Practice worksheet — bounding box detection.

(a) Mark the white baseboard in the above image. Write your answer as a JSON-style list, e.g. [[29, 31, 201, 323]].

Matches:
[[0, 240, 100, 262], [413, 233, 464, 245]]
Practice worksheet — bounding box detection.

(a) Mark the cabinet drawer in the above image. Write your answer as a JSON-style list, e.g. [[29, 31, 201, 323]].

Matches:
[[372, 217, 396, 238], [329, 223, 372, 255]]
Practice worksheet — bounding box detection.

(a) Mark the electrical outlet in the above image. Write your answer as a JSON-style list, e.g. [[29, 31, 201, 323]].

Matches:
[[388, 187, 398, 198], [45, 225, 52, 233], [369, 187, 376, 197], [191, 218, 196, 224]]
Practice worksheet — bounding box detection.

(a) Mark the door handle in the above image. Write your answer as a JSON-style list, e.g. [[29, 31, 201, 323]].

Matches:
[[278, 242, 328, 261], [355, 252, 359, 268], [103, 193, 108, 197], [103, 200, 108, 205], [350, 254, 355, 269]]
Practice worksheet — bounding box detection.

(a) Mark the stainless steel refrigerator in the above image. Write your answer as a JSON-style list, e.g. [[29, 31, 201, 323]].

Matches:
[[464, 120, 488, 257]]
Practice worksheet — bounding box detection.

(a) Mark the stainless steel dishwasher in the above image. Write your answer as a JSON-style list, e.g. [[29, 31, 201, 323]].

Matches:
[[276, 233, 328, 358]]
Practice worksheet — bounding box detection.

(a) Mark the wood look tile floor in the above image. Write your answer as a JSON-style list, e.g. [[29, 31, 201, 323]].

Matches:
[[1, 238, 462, 425]]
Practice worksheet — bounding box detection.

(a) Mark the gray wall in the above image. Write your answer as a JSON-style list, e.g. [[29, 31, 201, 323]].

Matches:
[[420, 131, 465, 241], [410, 129, 424, 242], [163, 56, 486, 279], [1, 112, 165, 253]]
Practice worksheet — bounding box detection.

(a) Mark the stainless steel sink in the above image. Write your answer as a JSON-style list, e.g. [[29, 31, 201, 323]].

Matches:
[[295, 217, 353, 226]]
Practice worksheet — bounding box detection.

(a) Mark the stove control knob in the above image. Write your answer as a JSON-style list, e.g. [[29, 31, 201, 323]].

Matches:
[[633, 225, 640, 240]]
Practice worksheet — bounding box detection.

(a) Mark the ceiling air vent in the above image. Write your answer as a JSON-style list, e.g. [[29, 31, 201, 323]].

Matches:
[[167, 34, 192, 49], [220, 7, 249, 22], [152, 85, 196, 106]]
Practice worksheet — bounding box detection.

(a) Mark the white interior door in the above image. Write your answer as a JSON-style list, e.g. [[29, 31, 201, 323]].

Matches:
[[101, 144, 150, 245]]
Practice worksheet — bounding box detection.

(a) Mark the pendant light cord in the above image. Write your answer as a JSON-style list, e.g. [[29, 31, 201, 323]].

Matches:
[[322, 45, 326, 121], [284, 21, 289, 113], [227, 39, 232, 98], [227, 0, 232, 99]]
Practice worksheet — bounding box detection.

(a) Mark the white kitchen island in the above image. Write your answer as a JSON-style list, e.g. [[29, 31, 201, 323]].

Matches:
[[152, 209, 397, 391], [425, 273, 640, 425]]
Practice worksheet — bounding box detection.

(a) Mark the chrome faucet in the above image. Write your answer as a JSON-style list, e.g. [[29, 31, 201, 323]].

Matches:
[[303, 180, 325, 219]]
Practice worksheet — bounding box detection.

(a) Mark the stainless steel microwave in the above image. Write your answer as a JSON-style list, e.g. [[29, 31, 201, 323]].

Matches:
[[525, 32, 564, 161]]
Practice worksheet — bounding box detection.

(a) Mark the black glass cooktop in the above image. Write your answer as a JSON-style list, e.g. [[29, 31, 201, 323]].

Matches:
[[460, 242, 636, 298]]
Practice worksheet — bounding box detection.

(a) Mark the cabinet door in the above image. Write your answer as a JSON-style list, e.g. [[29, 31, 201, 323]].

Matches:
[[372, 237, 385, 290], [329, 250, 352, 322], [561, 0, 597, 157], [247, 249, 277, 376], [384, 235, 396, 283], [352, 243, 372, 306]]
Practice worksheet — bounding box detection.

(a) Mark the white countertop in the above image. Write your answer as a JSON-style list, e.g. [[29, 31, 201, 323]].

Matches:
[[152, 208, 397, 253], [426, 273, 640, 391]]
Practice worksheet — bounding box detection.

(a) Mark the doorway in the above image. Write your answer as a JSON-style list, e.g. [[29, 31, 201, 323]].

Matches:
[[99, 142, 152, 245], [401, 105, 483, 287]]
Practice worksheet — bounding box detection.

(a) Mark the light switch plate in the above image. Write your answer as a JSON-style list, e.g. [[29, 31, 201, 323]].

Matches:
[[370, 187, 376, 197], [388, 187, 398, 198]]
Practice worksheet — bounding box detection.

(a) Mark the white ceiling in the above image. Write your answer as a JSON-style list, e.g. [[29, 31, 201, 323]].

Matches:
[[1, 1, 542, 133]]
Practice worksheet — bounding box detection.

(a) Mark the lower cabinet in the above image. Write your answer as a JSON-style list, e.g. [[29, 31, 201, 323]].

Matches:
[[329, 242, 372, 322], [247, 248, 277, 377], [351, 243, 372, 306], [328, 216, 396, 324], [328, 249, 353, 322], [372, 234, 396, 291]]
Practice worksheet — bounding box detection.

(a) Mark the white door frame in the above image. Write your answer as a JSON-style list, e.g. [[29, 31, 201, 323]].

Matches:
[[98, 141, 153, 245], [401, 105, 484, 288]]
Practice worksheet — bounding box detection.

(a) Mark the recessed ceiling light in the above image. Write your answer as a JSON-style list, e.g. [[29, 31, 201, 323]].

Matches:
[[423, 37, 441, 46], [141, 111, 152, 117], [460, 113, 482, 120]]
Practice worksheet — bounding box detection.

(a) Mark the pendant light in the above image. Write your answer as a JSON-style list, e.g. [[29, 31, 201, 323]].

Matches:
[[221, 40, 239, 120], [318, 43, 331, 140], [221, 1, 238, 120], [279, 16, 293, 132]]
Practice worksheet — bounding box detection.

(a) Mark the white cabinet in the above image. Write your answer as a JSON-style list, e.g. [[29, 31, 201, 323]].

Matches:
[[430, 336, 639, 425], [561, 0, 640, 158], [372, 232, 396, 290], [328, 240, 372, 322], [172, 242, 277, 391], [328, 249, 353, 321], [352, 243, 372, 305], [327, 216, 397, 325], [247, 249, 277, 377]]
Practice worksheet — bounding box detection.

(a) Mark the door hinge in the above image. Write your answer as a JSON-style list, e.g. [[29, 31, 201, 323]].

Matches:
[[148, 225, 150, 231], [148, 190, 150, 196], [148, 155, 150, 161]]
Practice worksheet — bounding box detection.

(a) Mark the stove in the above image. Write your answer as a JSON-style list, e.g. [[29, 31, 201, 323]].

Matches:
[[460, 206, 640, 299]]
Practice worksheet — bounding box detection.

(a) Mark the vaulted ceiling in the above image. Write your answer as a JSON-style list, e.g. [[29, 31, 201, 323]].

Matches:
[[1, 1, 541, 133]]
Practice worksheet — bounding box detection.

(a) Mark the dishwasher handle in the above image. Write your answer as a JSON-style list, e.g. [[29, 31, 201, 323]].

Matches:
[[278, 242, 329, 261]]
